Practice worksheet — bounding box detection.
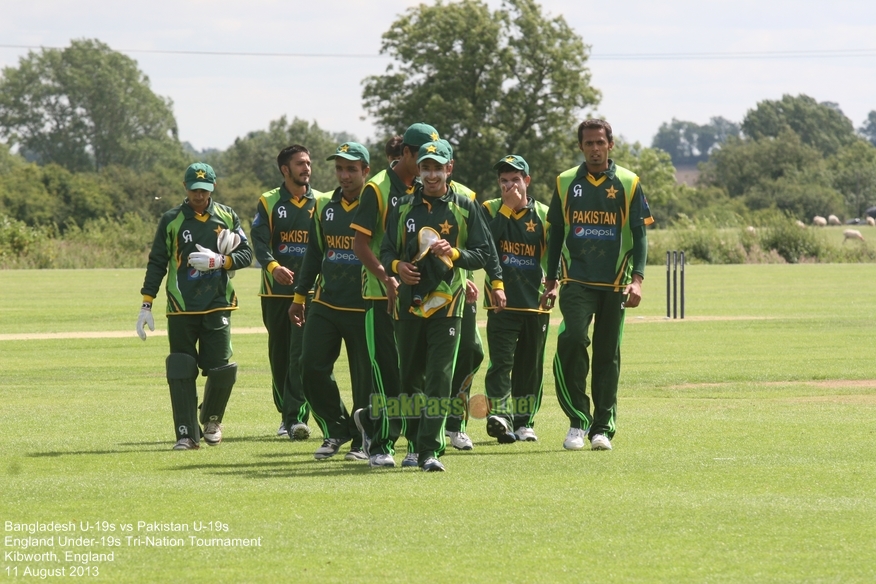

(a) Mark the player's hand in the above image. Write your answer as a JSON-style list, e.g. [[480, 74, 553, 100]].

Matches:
[[465, 279, 479, 303], [430, 239, 453, 257], [491, 289, 506, 312], [272, 265, 294, 286], [384, 276, 399, 312], [136, 302, 154, 341], [398, 262, 420, 285], [288, 302, 305, 327], [623, 274, 643, 308], [188, 244, 226, 271], [217, 230, 241, 278], [501, 181, 525, 211], [540, 279, 558, 310]]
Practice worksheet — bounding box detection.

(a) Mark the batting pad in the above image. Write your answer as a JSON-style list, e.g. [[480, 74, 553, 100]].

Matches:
[[166, 353, 200, 443], [200, 362, 237, 425]]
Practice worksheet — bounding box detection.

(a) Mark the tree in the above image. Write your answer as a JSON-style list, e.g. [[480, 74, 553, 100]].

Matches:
[[828, 139, 876, 217], [610, 141, 679, 225], [741, 94, 856, 156], [858, 110, 876, 147], [652, 117, 742, 167], [217, 116, 353, 194], [362, 0, 599, 201], [0, 39, 183, 173]]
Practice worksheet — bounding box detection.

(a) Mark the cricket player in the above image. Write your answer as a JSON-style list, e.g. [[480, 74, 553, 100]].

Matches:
[[376, 140, 494, 472], [137, 162, 253, 450], [289, 142, 373, 461], [481, 155, 551, 443], [251, 145, 316, 440], [545, 119, 653, 451], [350, 123, 441, 468]]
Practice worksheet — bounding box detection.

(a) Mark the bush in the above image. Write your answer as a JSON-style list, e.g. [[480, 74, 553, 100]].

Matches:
[[0, 215, 56, 268], [759, 218, 824, 263]]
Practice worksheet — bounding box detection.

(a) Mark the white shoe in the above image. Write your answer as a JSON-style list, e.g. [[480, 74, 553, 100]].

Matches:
[[486, 416, 517, 444], [344, 447, 368, 461], [203, 422, 222, 446], [590, 434, 612, 451], [446, 431, 473, 450], [401, 452, 419, 467], [352, 408, 371, 456], [514, 426, 538, 442], [172, 438, 199, 450], [289, 423, 311, 441], [421, 457, 446, 472], [369, 453, 396, 468], [314, 438, 343, 460], [277, 423, 288, 437], [563, 427, 586, 450]]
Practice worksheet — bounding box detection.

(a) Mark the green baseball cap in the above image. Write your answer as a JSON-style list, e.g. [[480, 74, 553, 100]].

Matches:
[[438, 139, 454, 160], [403, 123, 440, 148], [326, 141, 370, 165], [184, 162, 216, 192], [417, 140, 452, 165], [493, 154, 530, 176]]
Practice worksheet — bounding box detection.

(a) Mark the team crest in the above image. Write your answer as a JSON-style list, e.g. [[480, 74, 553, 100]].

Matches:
[[606, 185, 618, 199]]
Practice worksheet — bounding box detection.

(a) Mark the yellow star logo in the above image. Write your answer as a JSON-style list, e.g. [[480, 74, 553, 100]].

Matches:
[[196, 170, 207, 179], [606, 185, 618, 199], [430, 132, 439, 141], [439, 220, 452, 234], [525, 219, 537, 232], [426, 144, 437, 153], [505, 156, 515, 163], [339, 144, 349, 153], [214, 226, 223, 236], [308, 207, 315, 219]]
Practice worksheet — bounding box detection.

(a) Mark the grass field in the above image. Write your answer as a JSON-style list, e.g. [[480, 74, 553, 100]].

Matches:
[[2, 265, 876, 582]]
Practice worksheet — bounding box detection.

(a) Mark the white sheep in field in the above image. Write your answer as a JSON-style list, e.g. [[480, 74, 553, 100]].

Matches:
[[812, 216, 827, 226], [843, 229, 865, 242], [745, 226, 756, 235], [795, 220, 806, 228], [828, 214, 841, 225], [867, 216, 876, 227]]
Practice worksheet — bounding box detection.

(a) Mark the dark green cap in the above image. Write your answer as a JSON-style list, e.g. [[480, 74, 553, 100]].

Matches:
[[493, 154, 530, 176], [417, 140, 452, 165], [327, 141, 370, 165], [184, 162, 216, 192], [438, 139, 454, 160], [403, 123, 440, 148]]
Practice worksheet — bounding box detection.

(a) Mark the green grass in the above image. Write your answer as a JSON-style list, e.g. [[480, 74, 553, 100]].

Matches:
[[2, 266, 876, 582]]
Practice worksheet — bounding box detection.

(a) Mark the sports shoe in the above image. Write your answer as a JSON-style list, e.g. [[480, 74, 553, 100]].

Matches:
[[203, 422, 222, 446], [314, 438, 343, 460], [352, 408, 371, 456], [277, 423, 288, 437], [172, 438, 199, 450], [289, 423, 311, 441], [514, 426, 538, 442], [590, 434, 613, 451], [401, 452, 419, 467], [421, 457, 446, 472], [369, 453, 396, 468], [344, 447, 368, 461], [486, 416, 517, 444], [563, 427, 587, 450], [446, 431, 473, 450]]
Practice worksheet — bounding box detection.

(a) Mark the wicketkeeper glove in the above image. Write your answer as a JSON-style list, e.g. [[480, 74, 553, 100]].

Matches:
[[216, 229, 241, 278], [136, 302, 154, 341], [188, 244, 226, 272]]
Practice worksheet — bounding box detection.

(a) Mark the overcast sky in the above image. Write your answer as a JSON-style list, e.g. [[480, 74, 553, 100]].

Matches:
[[2, 1, 875, 152]]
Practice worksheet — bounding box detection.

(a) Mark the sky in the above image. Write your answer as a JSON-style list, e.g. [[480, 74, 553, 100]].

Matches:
[[2, 1, 875, 152]]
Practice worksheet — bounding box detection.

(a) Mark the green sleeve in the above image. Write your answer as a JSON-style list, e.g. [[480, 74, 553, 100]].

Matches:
[[631, 225, 647, 278], [251, 197, 275, 268], [453, 199, 492, 272], [228, 209, 253, 270], [546, 188, 565, 280], [140, 213, 172, 298], [351, 184, 379, 235], [293, 210, 323, 296], [380, 204, 402, 274]]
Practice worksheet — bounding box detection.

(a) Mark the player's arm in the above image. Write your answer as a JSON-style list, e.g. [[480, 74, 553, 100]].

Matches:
[[451, 200, 492, 272], [540, 186, 565, 308], [380, 205, 419, 285], [351, 185, 396, 291], [625, 182, 650, 308], [138, 215, 171, 340], [225, 209, 253, 271]]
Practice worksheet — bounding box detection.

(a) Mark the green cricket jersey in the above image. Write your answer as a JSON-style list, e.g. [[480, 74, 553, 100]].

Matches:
[[141, 199, 253, 314], [251, 184, 317, 297], [546, 160, 653, 291], [482, 197, 551, 312], [294, 188, 365, 311], [449, 180, 503, 287], [349, 167, 414, 299], [381, 186, 494, 320]]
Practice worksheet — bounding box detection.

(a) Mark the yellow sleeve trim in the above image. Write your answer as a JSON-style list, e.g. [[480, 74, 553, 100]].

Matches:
[[490, 280, 504, 290], [266, 261, 281, 273], [223, 255, 233, 269], [450, 248, 460, 261], [142, 295, 155, 304], [498, 205, 514, 218], [391, 260, 400, 274], [293, 293, 307, 304], [350, 223, 372, 236]]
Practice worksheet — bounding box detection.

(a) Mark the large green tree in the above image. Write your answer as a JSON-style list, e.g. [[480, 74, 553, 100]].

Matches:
[[741, 94, 856, 156], [859, 110, 876, 147], [0, 39, 183, 172], [362, 0, 599, 201], [651, 117, 739, 166]]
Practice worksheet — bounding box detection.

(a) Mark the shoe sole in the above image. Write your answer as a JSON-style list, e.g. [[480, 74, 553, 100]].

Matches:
[[422, 463, 445, 472], [563, 441, 585, 450], [401, 457, 419, 468], [352, 410, 370, 456], [486, 417, 517, 444], [369, 458, 396, 468], [290, 425, 311, 441], [172, 444, 199, 450], [344, 452, 368, 461], [591, 443, 612, 451]]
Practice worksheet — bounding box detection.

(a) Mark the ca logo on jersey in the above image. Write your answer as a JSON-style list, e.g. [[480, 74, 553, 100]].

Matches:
[[182, 230, 193, 243], [326, 208, 335, 221], [221, 316, 229, 326], [178, 425, 188, 436], [406, 218, 416, 233], [573, 184, 583, 197], [278, 206, 287, 218], [391, 196, 398, 207]]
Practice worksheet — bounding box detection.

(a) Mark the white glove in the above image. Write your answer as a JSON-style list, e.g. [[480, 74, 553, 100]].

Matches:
[[216, 230, 241, 278], [188, 244, 226, 272], [136, 302, 154, 341]]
